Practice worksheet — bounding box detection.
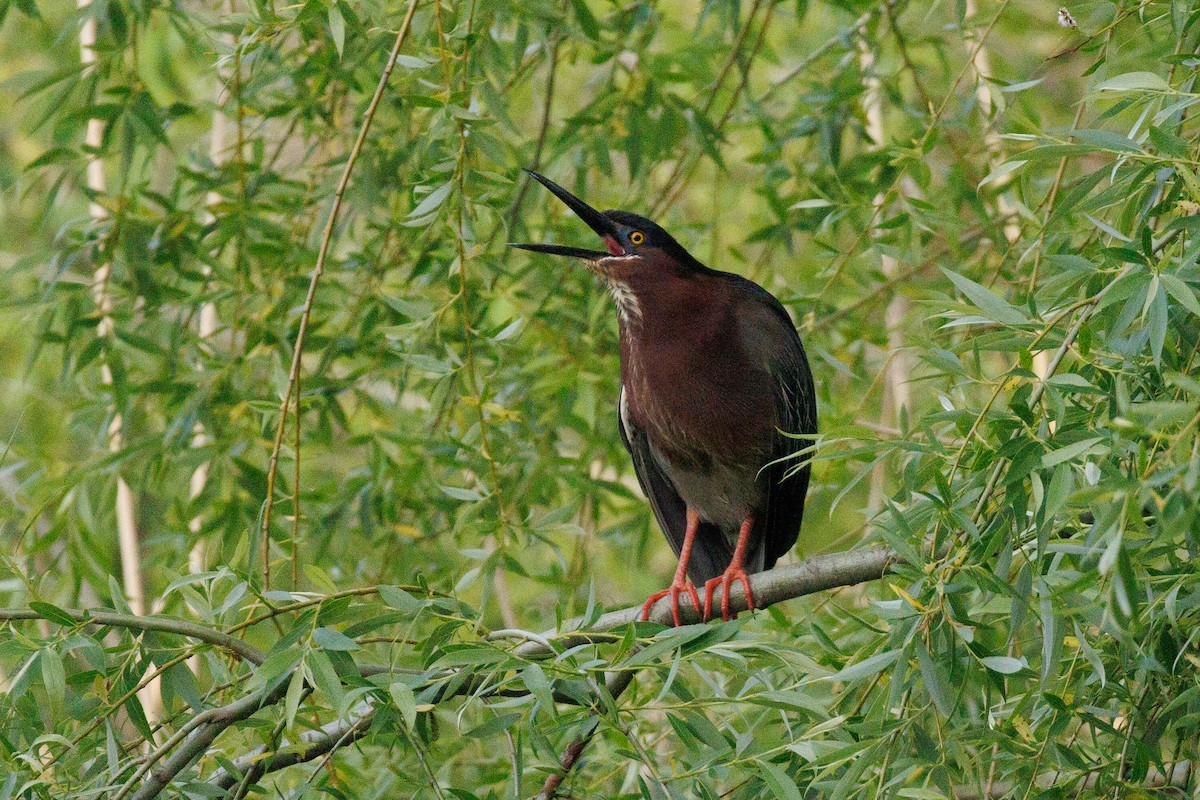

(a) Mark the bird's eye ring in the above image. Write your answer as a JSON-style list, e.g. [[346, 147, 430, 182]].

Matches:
[[629, 231, 645, 245]]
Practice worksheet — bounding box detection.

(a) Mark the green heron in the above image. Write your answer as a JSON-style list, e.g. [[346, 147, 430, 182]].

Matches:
[[513, 170, 816, 625]]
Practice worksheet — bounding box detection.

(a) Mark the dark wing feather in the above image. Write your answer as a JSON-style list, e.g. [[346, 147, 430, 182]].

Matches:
[[618, 389, 733, 585], [732, 280, 818, 569]]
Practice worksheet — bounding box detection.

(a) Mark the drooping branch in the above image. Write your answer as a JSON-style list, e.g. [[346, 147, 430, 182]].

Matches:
[[260, 0, 422, 588]]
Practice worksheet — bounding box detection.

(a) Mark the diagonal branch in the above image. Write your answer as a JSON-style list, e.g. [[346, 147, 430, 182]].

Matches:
[[128, 681, 291, 800], [209, 707, 376, 790]]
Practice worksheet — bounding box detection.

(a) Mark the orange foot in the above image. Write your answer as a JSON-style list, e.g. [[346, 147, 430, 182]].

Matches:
[[640, 581, 701, 627], [703, 568, 756, 622]]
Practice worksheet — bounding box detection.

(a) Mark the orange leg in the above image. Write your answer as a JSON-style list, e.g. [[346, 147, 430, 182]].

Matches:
[[640, 508, 702, 626], [703, 516, 756, 622]]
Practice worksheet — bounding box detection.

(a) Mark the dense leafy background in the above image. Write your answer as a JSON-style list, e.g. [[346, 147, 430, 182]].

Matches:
[[1, 0, 1199, 796]]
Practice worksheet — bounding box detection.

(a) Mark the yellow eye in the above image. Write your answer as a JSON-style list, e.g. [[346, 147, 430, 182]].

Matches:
[[630, 231, 645, 245]]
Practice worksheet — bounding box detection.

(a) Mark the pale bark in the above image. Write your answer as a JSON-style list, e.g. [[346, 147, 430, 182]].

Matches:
[[858, 31, 911, 516], [963, 0, 1049, 379], [187, 13, 232, 582], [78, 0, 161, 733]]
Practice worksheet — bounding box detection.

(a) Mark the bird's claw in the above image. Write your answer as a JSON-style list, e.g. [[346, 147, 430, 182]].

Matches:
[[703, 568, 755, 622], [639, 581, 701, 626]]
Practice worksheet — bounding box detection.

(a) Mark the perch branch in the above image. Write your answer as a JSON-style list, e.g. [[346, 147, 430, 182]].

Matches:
[[519, 545, 900, 658]]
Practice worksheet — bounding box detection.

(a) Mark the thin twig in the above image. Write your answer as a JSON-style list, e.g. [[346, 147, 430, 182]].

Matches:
[[260, 0, 423, 589], [508, 36, 561, 231], [811, 0, 1016, 307], [652, 0, 783, 217], [756, 11, 871, 104], [437, 0, 517, 628], [649, 0, 768, 215]]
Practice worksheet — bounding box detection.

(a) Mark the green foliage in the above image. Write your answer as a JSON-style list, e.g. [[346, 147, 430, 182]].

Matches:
[[1, 0, 1199, 797]]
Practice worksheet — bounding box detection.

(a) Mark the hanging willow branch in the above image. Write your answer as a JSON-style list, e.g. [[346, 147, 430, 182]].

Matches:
[[260, 0, 423, 589]]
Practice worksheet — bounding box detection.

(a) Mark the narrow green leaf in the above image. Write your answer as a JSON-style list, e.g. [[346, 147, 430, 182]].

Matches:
[[379, 585, 425, 613], [327, 5, 345, 58], [943, 270, 1029, 325], [980, 656, 1026, 674], [1160, 273, 1200, 318], [29, 602, 78, 628], [312, 626, 359, 651], [408, 182, 454, 219], [464, 712, 521, 738], [40, 648, 65, 713], [978, 160, 1027, 189], [306, 650, 345, 708], [1094, 71, 1170, 92], [789, 198, 833, 209], [284, 668, 306, 732], [760, 762, 804, 800], [816, 649, 902, 683], [389, 682, 417, 729], [1073, 129, 1142, 153], [522, 664, 556, 718], [394, 55, 430, 69], [439, 484, 484, 502], [1000, 78, 1043, 93], [916, 640, 952, 716], [1042, 437, 1104, 468], [568, 0, 599, 38]]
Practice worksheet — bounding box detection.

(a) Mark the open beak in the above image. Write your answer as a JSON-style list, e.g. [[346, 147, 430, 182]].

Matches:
[[510, 169, 624, 260]]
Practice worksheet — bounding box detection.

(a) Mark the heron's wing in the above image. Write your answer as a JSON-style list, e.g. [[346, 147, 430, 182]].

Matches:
[[731, 281, 818, 569], [761, 344, 816, 567], [618, 387, 732, 585]]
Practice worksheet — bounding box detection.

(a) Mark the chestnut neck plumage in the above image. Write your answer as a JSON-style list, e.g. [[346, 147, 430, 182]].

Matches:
[[613, 263, 774, 469], [598, 247, 712, 331]]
